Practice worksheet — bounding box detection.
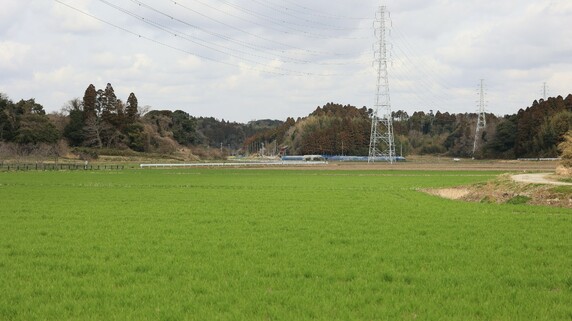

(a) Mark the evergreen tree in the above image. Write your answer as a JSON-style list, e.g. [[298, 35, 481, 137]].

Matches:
[[126, 93, 138, 121], [0, 93, 16, 141], [83, 84, 97, 119], [81, 84, 103, 148], [101, 83, 117, 123]]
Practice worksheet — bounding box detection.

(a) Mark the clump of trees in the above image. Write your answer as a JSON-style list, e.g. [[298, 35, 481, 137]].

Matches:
[[63, 84, 201, 155], [285, 103, 371, 155], [0, 94, 59, 145], [0, 93, 63, 159], [64, 83, 146, 151], [512, 95, 572, 157]]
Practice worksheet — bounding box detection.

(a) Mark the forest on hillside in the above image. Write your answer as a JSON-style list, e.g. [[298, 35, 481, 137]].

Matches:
[[0, 84, 278, 160], [1, 83, 572, 160], [246, 96, 572, 159]]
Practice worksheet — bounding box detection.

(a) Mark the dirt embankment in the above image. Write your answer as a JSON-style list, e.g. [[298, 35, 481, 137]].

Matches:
[[425, 173, 572, 208]]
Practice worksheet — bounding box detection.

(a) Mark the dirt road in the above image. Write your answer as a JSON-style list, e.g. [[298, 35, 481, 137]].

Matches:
[[265, 159, 560, 171], [512, 173, 572, 186]]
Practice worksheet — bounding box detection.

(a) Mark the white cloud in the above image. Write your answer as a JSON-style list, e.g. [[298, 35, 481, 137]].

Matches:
[[177, 55, 202, 70], [0, 1, 26, 33], [33, 66, 76, 83], [50, 0, 102, 33], [131, 54, 153, 72], [0, 42, 31, 69], [0, 0, 570, 121]]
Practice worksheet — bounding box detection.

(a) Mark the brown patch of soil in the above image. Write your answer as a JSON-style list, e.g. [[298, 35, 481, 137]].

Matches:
[[556, 165, 572, 177], [425, 188, 470, 200]]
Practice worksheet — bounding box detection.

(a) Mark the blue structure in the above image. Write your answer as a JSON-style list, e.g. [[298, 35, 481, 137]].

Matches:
[[280, 156, 306, 161]]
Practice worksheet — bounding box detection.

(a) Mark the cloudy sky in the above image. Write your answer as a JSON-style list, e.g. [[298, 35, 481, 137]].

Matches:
[[1, 0, 571, 122]]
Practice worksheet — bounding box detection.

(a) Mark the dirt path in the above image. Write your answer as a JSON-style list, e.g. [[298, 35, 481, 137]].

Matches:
[[512, 173, 572, 186]]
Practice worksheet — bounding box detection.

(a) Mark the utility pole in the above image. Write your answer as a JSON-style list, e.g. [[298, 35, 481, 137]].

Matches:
[[472, 79, 487, 157], [542, 82, 548, 100], [368, 4, 395, 163]]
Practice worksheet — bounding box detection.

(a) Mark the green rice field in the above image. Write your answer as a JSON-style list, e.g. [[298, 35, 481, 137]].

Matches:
[[0, 169, 571, 320]]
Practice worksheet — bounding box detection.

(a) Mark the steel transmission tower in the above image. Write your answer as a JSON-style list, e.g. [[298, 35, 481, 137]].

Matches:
[[472, 79, 487, 156], [542, 82, 548, 100], [368, 5, 395, 163]]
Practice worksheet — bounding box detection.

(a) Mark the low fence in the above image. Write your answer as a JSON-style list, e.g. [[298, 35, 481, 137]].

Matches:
[[0, 163, 125, 171], [517, 158, 561, 161], [140, 161, 328, 168]]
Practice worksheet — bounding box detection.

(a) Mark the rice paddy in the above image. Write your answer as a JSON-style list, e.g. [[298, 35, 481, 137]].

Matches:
[[0, 169, 570, 320]]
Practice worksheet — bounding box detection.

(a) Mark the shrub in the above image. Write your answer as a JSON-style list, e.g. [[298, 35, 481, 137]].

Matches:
[[506, 195, 531, 205]]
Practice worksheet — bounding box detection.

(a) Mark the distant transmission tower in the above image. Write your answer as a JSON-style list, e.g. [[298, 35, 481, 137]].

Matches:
[[368, 5, 395, 163], [542, 82, 549, 100], [472, 79, 487, 156]]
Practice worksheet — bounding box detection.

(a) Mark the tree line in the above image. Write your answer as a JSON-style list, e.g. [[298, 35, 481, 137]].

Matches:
[[0, 84, 282, 159], [246, 96, 572, 159], [1, 84, 571, 160]]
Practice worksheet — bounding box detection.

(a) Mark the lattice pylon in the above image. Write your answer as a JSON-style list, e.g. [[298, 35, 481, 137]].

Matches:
[[472, 79, 487, 156], [368, 5, 395, 163]]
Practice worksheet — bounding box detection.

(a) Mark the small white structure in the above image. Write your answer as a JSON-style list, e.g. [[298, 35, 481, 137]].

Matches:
[[303, 155, 325, 161]]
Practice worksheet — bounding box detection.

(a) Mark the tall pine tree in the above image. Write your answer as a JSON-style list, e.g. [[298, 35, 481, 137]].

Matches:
[[101, 83, 117, 123], [83, 84, 102, 148], [126, 92, 138, 121], [83, 84, 97, 120]]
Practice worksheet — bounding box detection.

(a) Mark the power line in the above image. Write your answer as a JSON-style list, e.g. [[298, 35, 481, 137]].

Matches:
[[211, 0, 370, 39], [246, 0, 370, 31], [54, 1, 251, 70], [274, 0, 371, 20], [168, 0, 367, 57], [129, 0, 284, 55], [54, 0, 299, 76], [391, 28, 458, 90], [55, 0, 370, 77], [111, 0, 366, 66], [382, 26, 459, 112], [56, 0, 480, 115]]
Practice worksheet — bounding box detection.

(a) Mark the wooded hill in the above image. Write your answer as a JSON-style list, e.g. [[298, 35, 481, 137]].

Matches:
[[0, 84, 278, 159], [238, 96, 572, 159], [1, 83, 571, 160]]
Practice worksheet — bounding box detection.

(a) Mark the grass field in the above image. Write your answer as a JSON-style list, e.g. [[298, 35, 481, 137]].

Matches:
[[0, 169, 571, 320]]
